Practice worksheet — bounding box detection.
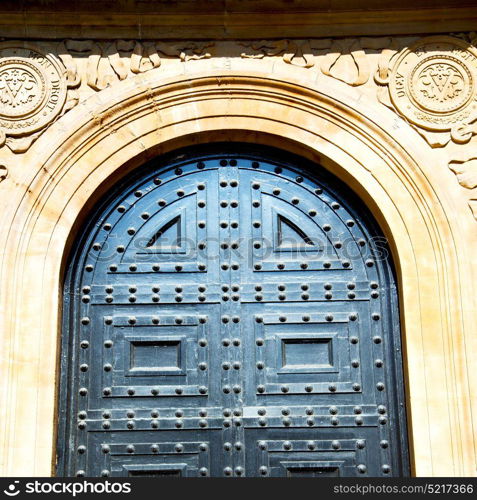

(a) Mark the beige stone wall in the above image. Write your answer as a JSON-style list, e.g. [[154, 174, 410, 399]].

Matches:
[[0, 32, 476, 476]]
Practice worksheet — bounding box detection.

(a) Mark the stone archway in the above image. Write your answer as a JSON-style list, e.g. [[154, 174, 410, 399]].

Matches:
[[0, 68, 475, 476]]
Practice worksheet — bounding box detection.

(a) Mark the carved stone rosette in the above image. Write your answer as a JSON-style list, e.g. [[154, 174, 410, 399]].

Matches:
[[0, 42, 73, 153], [379, 36, 477, 145]]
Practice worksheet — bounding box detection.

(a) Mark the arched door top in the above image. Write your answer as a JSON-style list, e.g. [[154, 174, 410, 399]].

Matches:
[[58, 145, 409, 477]]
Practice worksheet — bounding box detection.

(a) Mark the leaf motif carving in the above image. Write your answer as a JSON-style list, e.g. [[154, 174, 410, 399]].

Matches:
[[0, 164, 8, 182], [449, 158, 477, 189]]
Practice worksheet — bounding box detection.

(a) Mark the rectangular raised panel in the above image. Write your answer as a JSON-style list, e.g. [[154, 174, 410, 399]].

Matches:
[[127, 464, 186, 477], [129, 339, 182, 373], [280, 336, 334, 373], [281, 461, 342, 477], [126, 335, 186, 376]]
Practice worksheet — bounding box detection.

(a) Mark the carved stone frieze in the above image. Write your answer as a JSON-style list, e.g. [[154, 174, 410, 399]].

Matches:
[[0, 35, 476, 164]]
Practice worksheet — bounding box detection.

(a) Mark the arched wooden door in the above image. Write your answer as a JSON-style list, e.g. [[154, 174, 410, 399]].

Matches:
[[57, 145, 409, 477]]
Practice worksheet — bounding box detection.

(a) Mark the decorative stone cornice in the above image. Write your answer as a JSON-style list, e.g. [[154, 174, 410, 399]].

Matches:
[[1, 34, 477, 220]]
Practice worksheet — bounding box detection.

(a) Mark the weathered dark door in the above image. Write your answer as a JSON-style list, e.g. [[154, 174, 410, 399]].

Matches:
[[58, 145, 409, 477]]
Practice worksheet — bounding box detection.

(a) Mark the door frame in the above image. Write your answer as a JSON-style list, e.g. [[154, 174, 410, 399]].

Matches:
[[56, 144, 411, 477], [0, 69, 475, 476]]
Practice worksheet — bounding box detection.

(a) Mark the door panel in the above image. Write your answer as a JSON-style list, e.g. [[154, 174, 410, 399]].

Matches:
[[58, 146, 409, 477]]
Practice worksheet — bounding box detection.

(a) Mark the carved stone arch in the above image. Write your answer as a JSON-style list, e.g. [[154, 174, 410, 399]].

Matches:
[[0, 67, 475, 477]]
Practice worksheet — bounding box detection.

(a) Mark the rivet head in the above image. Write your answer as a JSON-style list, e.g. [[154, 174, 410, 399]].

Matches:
[[307, 417, 315, 426], [224, 442, 232, 451], [234, 467, 244, 476], [258, 417, 267, 426], [151, 444, 159, 453], [259, 466, 268, 476], [199, 467, 208, 477], [77, 445, 86, 454], [101, 445, 110, 454], [328, 440, 341, 451], [328, 384, 337, 392], [330, 416, 339, 426], [175, 443, 184, 453], [257, 385, 265, 393], [378, 405, 387, 414], [355, 416, 363, 425], [126, 445, 135, 454], [376, 382, 385, 391], [382, 465, 391, 474], [380, 440, 389, 449], [357, 464, 367, 474], [307, 441, 316, 450], [258, 440, 267, 450], [356, 440, 366, 449]]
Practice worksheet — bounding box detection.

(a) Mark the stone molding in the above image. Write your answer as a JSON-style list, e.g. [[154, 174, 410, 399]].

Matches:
[[0, 68, 475, 476], [1, 35, 477, 221], [1, 35, 476, 151]]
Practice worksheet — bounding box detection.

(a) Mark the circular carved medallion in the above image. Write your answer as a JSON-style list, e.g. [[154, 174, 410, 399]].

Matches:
[[0, 43, 67, 136], [389, 36, 477, 131]]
